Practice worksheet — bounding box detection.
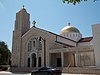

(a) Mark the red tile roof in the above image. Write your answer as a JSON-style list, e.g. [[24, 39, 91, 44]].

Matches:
[[78, 37, 93, 42]]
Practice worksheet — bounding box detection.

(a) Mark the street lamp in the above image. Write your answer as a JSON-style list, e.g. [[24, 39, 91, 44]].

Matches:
[[39, 36, 46, 67]]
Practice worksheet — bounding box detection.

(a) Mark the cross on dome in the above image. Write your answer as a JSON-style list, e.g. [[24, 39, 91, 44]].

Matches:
[[68, 22, 71, 26]]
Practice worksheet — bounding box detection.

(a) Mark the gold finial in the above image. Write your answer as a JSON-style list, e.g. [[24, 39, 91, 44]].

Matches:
[[68, 22, 70, 26], [32, 20, 36, 27]]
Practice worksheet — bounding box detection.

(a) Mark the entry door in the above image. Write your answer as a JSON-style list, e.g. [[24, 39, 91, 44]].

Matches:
[[57, 58, 61, 67], [32, 53, 36, 67]]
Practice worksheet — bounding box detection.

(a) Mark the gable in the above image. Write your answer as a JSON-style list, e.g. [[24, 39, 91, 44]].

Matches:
[[22, 26, 76, 47]]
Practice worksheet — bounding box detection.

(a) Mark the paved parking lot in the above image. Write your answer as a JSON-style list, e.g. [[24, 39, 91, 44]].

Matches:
[[0, 71, 97, 75]]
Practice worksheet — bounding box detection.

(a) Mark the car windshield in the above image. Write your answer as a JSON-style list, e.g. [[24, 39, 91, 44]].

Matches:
[[39, 67, 55, 71]]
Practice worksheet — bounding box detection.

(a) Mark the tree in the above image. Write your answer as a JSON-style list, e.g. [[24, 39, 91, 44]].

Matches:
[[63, 0, 97, 5], [0, 41, 11, 65]]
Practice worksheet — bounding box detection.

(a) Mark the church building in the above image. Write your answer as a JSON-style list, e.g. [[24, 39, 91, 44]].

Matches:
[[11, 7, 100, 68]]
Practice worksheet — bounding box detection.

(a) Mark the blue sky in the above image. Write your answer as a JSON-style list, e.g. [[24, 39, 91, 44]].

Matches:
[[0, 0, 100, 51]]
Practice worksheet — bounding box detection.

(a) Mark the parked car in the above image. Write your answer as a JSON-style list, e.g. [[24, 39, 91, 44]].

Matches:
[[31, 67, 62, 75]]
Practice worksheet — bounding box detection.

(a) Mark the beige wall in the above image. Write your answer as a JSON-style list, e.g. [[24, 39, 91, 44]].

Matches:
[[92, 24, 100, 67], [64, 52, 75, 67], [50, 53, 61, 67], [79, 52, 95, 66]]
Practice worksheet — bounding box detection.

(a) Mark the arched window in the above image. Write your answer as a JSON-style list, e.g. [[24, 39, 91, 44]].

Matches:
[[39, 41, 42, 50], [33, 41, 35, 47], [28, 38, 39, 51], [28, 41, 32, 51]]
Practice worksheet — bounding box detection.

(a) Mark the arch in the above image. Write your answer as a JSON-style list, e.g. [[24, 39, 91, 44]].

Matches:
[[31, 53, 36, 67], [27, 36, 42, 52], [26, 36, 38, 52]]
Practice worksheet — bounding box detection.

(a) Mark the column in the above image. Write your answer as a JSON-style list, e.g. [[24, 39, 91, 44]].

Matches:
[[41, 41, 44, 67], [61, 52, 64, 67], [36, 57, 38, 67], [30, 57, 32, 68], [75, 49, 79, 67], [48, 53, 50, 66], [78, 53, 80, 66]]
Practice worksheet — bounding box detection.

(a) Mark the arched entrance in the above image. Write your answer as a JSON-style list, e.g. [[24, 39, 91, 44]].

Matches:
[[31, 53, 36, 67]]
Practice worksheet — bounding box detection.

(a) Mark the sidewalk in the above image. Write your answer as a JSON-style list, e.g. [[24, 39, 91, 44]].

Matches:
[[0, 71, 97, 75]]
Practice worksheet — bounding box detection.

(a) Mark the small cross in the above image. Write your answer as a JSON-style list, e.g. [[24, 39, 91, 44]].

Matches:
[[32, 20, 36, 27]]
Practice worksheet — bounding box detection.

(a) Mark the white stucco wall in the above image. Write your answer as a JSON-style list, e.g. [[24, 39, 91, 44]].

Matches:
[[61, 32, 82, 42], [92, 24, 100, 67], [57, 36, 76, 46], [78, 42, 91, 46]]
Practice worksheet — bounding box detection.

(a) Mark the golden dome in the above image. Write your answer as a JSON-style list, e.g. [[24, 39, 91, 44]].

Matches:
[[61, 23, 80, 34]]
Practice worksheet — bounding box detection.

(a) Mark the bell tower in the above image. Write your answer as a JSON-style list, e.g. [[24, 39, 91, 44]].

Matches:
[[12, 6, 30, 67], [14, 6, 30, 35]]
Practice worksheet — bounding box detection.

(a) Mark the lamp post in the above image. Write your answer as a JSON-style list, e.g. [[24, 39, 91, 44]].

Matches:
[[0, 54, 1, 64], [39, 36, 46, 67]]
